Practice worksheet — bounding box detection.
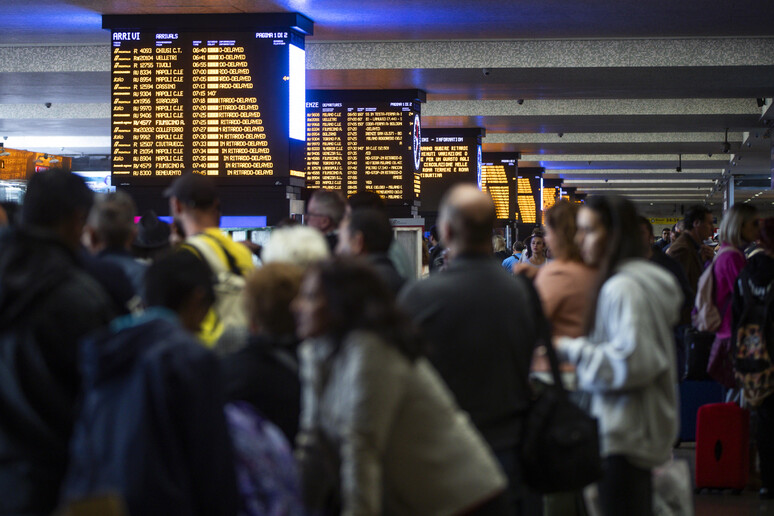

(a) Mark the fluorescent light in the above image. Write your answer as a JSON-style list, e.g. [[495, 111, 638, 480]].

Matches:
[[3, 136, 111, 148], [288, 43, 305, 141]]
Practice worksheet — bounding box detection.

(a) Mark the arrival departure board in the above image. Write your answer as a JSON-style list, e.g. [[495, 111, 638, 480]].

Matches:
[[481, 153, 519, 220], [419, 128, 484, 214], [305, 90, 425, 207], [542, 178, 564, 212], [517, 167, 544, 225], [104, 14, 311, 186]]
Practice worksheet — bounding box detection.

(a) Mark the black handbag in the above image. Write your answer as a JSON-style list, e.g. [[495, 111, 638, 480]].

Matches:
[[516, 276, 603, 494], [683, 327, 714, 381]]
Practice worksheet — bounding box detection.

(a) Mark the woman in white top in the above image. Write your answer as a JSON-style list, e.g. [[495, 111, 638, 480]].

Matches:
[[555, 196, 681, 516]]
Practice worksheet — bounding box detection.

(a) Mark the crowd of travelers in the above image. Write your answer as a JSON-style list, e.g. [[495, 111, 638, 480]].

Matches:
[[0, 169, 773, 516]]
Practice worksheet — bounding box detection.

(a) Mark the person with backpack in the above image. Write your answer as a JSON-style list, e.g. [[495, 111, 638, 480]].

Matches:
[[166, 172, 254, 347], [732, 217, 774, 499], [60, 251, 239, 516], [704, 204, 759, 388]]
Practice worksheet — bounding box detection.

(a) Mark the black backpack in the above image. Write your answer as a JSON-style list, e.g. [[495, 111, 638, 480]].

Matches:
[[733, 275, 774, 407]]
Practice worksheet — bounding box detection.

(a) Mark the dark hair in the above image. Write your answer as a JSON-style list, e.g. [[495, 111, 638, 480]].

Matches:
[[760, 217, 774, 253], [512, 241, 525, 252], [524, 232, 545, 259], [347, 190, 387, 212], [347, 208, 393, 254], [145, 250, 215, 313], [429, 225, 439, 242], [684, 204, 712, 231], [0, 202, 20, 226], [639, 216, 654, 236], [310, 258, 423, 361], [583, 195, 647, 333], [22, 170, 94, 229]]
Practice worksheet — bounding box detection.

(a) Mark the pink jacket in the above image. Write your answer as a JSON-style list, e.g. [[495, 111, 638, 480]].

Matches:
[[712, 244, 746, 339]]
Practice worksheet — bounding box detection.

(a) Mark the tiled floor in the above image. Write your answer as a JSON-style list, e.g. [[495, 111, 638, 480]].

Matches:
[[675, 444, 774, 515]]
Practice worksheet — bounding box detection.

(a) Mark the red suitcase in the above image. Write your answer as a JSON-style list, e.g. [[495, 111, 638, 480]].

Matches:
[[695, 402, 750, 491]]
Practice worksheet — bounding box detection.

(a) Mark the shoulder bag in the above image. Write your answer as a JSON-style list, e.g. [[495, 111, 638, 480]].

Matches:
[[516, 276, 603, 494]]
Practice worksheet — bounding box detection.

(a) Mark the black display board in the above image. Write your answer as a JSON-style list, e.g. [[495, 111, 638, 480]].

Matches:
[[103, 14, 311, 187], [419, 128, 484, 216], [481, 152, 519, 220], [305, 90, 425, 214]]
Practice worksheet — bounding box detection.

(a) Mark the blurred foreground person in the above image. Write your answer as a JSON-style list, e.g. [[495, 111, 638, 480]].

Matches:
[[61, 251, 238, 516], [336, 208, 405, 295], [294, 259, 507, 516], [399, 185, 539, 515], [222, 263, 305, 444], [556, 196, 680, 516], [83, 191, 148, 300], [0, 170, 113, 516]]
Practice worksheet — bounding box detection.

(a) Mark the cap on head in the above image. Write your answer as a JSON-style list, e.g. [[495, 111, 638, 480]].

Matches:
[[163, 173, 218, 209]]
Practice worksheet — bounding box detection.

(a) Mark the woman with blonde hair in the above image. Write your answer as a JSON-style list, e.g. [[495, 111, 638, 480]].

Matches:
[[707, 203, 759, 387]]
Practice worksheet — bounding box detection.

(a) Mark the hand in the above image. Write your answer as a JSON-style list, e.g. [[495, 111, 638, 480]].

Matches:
[[699, 244, 715, 262], [513, 263, 538, 279]]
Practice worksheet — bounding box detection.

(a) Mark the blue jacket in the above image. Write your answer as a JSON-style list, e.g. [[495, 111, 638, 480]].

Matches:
[[61, 309, 238, 516]]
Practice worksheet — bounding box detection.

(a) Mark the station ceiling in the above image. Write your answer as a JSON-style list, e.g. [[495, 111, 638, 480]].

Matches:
[[1, 0, 773, 212]]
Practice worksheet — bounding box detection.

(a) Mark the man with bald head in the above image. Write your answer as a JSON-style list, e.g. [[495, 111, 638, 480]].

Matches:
[[399, 184, 540, 515]]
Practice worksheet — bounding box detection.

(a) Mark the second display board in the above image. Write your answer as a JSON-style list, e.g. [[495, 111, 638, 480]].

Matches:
[[305, 90, 425, 213]]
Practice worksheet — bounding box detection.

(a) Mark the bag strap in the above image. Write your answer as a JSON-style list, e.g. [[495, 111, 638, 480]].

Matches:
[[515, 275, 567, 393], [187, 232, 243, 277], [200, 232, 243, 276]]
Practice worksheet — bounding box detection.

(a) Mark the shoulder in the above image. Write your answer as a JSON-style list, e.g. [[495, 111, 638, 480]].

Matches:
[[339, 331, 411, 380], [715, 245, 745, 268]]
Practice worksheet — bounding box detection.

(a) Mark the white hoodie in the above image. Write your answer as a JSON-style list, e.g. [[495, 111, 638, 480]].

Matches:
[[557, 258, 682, 469]]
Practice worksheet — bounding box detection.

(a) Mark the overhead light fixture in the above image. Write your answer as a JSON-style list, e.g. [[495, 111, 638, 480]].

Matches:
[[722, 128, 730, 154]]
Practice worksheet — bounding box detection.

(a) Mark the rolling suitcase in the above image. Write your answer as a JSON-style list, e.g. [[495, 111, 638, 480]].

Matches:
[[678, 380, 723, 442], [695, 402, 750, 491]]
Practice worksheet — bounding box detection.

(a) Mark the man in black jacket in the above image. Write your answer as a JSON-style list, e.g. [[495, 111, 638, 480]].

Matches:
[[399, 184, 540, 516], [0, 170, 113, 515]]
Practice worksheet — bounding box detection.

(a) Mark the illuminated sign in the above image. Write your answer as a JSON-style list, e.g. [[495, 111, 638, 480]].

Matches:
[[420, 128, 484, 214], [103, 14, 311, 186], [305, 90, 425, 208], [481, 152, 519, 220], [516, 167, 543, 225]]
